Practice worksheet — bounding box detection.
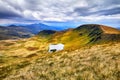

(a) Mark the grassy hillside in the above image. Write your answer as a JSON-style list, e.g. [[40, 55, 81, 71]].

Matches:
[[48, 24, 120, 49], [0, 41, 120, 80], [0, 26, 34, 40], [38, 30, 56, 38], [100, 25, 120, 34]]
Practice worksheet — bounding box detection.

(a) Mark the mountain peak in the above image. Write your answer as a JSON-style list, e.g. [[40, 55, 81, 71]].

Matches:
[[76, 24, 120, 34]]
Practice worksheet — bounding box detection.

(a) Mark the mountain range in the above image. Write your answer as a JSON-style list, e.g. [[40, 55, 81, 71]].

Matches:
[[0, 23, 120, 44], [14, 23, 64, 34], [0, 23, 65, 40]]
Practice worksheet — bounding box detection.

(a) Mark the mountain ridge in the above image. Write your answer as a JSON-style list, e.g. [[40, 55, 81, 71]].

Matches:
[[0, 26, 34, 40], [39, 24, 120, 49], [15, 23, 64, 34]]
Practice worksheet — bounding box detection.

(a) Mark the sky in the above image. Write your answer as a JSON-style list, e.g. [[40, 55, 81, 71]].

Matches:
[[0, 0, 120, 28]]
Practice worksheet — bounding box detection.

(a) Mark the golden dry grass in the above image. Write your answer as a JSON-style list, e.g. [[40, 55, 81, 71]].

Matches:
[[0, 41, 119, 80], [100, 25, 120, 34]]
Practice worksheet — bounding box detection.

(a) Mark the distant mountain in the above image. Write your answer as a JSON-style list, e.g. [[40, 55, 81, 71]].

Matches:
[[0, 26, 34, 40], [20, 23, 64, 34], [42, 24, 120, 49], [0, 22, 67, 40], [118, 27, 120, 30]]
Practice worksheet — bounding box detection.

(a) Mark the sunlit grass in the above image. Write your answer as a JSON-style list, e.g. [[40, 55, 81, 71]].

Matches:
[[0, 41, 119, 80]]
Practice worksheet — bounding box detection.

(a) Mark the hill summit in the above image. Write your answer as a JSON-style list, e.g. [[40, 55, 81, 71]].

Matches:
[[76, 24, 120, 34]]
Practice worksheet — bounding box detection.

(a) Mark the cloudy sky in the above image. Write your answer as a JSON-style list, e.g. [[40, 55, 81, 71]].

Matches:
[[0, 0, 120, 27]]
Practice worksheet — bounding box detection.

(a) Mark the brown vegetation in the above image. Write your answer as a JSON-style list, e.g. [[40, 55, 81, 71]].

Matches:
[[100, 25, 120, 34], [26, 47, 39, 51], [0, 42, 119, 80]]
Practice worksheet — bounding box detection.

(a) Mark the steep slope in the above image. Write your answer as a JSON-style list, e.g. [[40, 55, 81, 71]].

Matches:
[[75, 24, 120, 43], [49, 24, 120, 49], [0, 26, 34, 40]]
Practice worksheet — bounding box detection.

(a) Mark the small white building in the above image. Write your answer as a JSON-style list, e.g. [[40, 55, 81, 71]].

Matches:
[[48, 43, 64, 52]]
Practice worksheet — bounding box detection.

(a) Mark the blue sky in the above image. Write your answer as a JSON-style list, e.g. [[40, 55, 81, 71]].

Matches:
[[0, 0, 120, 28]]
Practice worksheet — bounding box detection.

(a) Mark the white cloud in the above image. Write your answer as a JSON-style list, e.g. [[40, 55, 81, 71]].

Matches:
[[0, 0, 120, 23], [76, 14, 120, 22]]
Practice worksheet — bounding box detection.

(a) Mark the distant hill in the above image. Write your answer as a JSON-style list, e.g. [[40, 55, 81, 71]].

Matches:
[[19, 23, 64, 34], [38, 30, 56, 37], [0, 26, 34, 40], [118, 27, 120, 30], [44, 24, 120, 49]]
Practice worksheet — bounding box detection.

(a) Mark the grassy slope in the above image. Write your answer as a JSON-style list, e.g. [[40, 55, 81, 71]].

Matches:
[[49, 24, 120, 50], [100, 25, 120, 34], [53, 29, 90, 49], [0, 42, 120, 80]]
